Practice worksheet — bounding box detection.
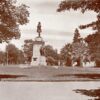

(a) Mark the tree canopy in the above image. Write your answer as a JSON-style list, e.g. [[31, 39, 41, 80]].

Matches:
[[6, 43, 25, 64], [60, 43, 72, 66], [0, 0, 29, 43], [43, 45, 59, 66], [85, 33, 100, 66], [57, 0, 100, 13], [57, 0, 100, 32], [23, 39, 33, 63]]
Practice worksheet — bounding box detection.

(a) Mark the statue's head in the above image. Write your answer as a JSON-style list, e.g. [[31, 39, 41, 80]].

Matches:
[[37, 22, 41, 29], [38, 22, 41, 25]]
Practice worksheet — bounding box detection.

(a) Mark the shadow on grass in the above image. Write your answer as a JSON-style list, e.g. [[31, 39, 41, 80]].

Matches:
[[74, 89, 100, 100], [54, 74, 100, 79], [0, 74, 26, 80]]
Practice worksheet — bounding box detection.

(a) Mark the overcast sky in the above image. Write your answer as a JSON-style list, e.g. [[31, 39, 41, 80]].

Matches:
[[0, 0, 97, 51]]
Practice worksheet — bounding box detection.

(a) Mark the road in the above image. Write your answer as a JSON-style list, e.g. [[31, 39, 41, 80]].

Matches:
[[0, 82, 100, 100]]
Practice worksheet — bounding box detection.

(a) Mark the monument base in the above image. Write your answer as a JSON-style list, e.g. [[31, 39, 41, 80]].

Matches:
[[39, 56, 47, 66], [31, 56, 47, 66]]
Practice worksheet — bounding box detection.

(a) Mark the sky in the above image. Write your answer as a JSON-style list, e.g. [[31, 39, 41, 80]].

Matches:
[[0, 0, 97, 52]]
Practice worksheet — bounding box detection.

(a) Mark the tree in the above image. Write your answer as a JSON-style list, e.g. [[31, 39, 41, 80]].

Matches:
[[6, 44, 18, 64], [60, 43, 72, 66], [43, 45, 59, 66], [6, 43, 25, 64], [17, 50, 25, 64], [85, 33, 100, 67], [0, 0, 29, 43], [57, 0, 100, 32], [72, 38, 89, 66], [23, 39, 33, 63], [0, 51, 5, 64], [73, 28, 81, 43]]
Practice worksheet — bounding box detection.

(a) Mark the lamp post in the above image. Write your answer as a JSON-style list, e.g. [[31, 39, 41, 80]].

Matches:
[[6, 41, 9, 65], [7, 48, 8, 65]]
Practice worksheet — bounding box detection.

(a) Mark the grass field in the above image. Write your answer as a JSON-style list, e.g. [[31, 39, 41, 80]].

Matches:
[[0, 65, 100, 81]]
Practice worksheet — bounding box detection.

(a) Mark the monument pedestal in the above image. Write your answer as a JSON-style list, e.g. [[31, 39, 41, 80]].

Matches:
[[31, 37, 46, 66]]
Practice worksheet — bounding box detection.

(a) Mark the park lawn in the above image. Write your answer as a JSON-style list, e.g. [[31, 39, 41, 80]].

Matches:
[[0, 65, 100, 81]]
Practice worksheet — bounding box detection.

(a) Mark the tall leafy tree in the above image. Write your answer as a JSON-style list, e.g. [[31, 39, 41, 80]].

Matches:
[[60, 43, 72, 66], [72, 29, 89, 66], [85, 33, 100, 67], [0, 0, 29, 43]]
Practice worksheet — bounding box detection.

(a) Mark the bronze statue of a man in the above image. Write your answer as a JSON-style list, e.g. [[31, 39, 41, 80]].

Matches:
[[37, 22, 42, 37]]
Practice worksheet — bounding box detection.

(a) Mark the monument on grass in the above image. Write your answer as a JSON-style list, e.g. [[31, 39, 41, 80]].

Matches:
[[31, 22, 47, 66]]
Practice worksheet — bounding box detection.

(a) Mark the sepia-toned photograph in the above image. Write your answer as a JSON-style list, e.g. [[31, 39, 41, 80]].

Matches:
[[0, 0, 100, 100]]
